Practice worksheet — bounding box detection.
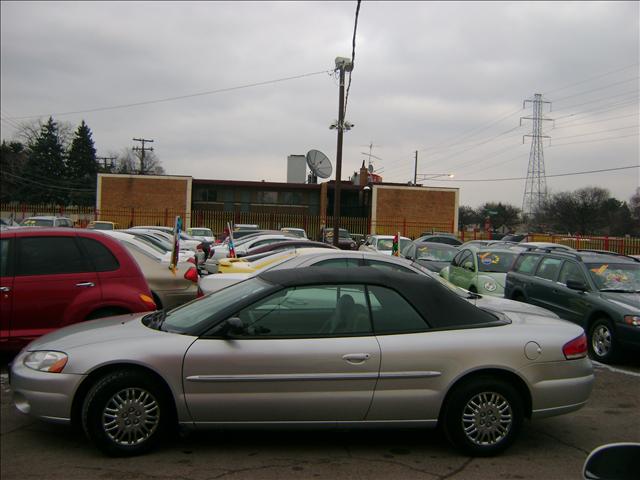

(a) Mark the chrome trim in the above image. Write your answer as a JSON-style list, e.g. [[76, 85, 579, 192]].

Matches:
[[186, 373, 379, 382], [380, 371, 441, 379], [75, 282, 95, 288], [186, 371, 441, 383]]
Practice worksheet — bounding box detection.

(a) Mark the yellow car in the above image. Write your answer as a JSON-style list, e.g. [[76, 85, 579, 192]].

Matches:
[[217, 251, 297, 273]]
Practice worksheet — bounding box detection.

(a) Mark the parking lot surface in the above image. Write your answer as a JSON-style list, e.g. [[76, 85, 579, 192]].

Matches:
[[1, 359, 638, 480]]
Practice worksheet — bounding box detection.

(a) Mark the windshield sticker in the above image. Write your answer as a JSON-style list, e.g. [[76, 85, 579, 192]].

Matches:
[[591, 264, 609, 275], [479, 253, 500, 265]]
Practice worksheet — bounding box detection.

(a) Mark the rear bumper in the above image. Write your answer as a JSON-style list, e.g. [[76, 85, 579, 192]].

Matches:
[[521, 357, 594, 419]]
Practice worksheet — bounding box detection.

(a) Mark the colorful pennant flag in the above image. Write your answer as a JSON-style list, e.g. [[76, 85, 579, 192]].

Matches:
[[392, 232, 400, 256], [227, 222, 237, 259], [169, 216, 182, 274]]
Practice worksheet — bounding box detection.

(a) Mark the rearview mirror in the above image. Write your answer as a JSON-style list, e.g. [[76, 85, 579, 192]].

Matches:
[[583, 443, 640, 480]]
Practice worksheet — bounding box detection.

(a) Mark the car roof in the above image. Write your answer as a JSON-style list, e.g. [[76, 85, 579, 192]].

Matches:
[[521, 249, 639, 264], [257, 267, 500, 329]]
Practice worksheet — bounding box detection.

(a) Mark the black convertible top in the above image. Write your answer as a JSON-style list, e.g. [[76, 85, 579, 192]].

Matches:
[[258, 267, 501, 329]]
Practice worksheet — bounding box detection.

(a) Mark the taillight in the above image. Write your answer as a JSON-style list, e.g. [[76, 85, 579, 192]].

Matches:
[[139, 293, 157, 309], [197, 286, 205, 298], [187, 257, 196, 265], [563, 333, 587, 360], [196, 243, 204, 251], [184, 267, 199, 283]]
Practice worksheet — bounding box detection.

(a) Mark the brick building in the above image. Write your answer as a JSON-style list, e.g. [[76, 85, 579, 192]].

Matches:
[[96, 172, 459, 238]]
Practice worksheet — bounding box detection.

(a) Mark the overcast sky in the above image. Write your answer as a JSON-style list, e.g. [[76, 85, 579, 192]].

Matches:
[[1, 1, 638, 208]]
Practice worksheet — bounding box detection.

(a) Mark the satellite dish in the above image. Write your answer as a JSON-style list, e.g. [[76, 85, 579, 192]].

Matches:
[[306, 150, 333, 180]]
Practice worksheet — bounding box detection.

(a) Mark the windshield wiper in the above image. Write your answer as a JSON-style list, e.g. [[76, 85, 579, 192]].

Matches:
[[143, 310, 167, 330]]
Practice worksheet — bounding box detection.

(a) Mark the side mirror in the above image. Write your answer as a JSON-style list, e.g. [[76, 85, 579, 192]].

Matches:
[[566, 279, 588, 292], [583, 443, 640, 480], [215, 316, 245, 336]]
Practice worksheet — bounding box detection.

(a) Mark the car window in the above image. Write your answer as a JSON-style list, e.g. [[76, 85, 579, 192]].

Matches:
[[451, 250, 465, 267], [21, 218, 54, 227], [535, 257, 563, 281], [456, 250, 474, 271], [0, 238, 12, 276], [363, 259, 417, 274], [311, 258, 361, 268], [558, 261, 586, 285], [513, 254, 538, 274], [16, 236, 90, 276], [368, 285, 428, 334], [586, 262, 640, 291], [376, 238, 393, 251], [234, 284, 371, 337], [78, 237, 120, 272], [415, 244, 456, 262], [476, 251, 517, 273]]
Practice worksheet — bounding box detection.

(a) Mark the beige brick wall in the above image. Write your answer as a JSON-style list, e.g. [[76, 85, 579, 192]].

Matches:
[[371, 185, 459, 238], [97, 174, 192, 227]]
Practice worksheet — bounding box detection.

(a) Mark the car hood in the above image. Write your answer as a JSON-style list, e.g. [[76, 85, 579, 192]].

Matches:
[[473, 295, 560, 318], [598, 291, 640, 312], [24, 313, 158, 352]]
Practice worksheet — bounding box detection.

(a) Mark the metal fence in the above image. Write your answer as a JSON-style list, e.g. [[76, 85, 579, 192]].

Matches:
[[2, 203, 639, 254]]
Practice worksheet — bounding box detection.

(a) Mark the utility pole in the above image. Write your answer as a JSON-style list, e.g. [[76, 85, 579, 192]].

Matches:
[[520, 94, 553, 218], [332, 57, 353, 247], [413, 150, 418, 185], [132, 138, 154, 174]]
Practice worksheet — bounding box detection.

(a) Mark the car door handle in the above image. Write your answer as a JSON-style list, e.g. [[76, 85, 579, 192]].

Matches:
[[75, 282, 95, 288], [0, 286, 10, 292], [342, 353, 371, 364]]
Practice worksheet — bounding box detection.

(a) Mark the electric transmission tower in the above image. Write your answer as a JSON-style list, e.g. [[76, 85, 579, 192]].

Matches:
[[520, 94, 553, 218]]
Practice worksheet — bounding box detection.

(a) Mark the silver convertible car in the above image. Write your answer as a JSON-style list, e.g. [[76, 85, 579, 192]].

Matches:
[[10, 268, 594, 457]]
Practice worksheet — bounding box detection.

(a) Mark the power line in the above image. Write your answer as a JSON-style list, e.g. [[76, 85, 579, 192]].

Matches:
[[550, 132, 638, 147], [429, 165, 638, 183], [552, 124, 638, 140], [3, 172, 95, 192], [5, 69, 333, 120], [553, 111, 640, 130], [551, 76, 639, 103], [543, 62, 639, 95]]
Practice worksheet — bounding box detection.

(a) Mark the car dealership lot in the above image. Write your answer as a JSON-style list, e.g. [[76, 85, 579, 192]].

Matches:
[[1, 360, 638, 480]]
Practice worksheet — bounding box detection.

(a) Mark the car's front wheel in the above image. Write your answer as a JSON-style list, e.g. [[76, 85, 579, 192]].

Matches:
[[588, 318, 619, 364], [442, 376, 523, 456], [82, 370, 172, 456]]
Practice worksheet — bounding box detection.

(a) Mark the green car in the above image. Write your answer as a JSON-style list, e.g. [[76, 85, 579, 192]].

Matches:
[[505, 249, 640, 363], [439, 247, 519, 297]]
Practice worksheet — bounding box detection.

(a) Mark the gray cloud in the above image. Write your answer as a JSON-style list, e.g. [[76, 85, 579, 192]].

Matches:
[[1, 1, 638, 209]]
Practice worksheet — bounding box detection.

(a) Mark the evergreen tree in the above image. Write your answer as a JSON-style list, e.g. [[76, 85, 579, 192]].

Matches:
[[20, 117, 68, 204], [67, 120, 98, 205], [0, 141, 27, 203]]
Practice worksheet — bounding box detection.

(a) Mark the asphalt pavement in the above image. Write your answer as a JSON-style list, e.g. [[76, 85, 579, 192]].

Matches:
[[1, 357, 639, 480]]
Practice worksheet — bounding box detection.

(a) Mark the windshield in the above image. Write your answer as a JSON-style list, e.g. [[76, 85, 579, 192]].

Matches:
[[587, 262, 640, 292], [410, 261, 476, 298], [21, 218, 53, 227], [476, 251, 517, 273], [190, 228, 213, 236], [160, 277, 272, 333], [416, 244, 456, 261]]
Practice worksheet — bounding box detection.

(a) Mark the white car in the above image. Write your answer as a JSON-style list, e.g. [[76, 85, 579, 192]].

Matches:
[[280, 227, 307, 239], [187, 227, 215, 243], [102, 230, 194, 264], [203, 234, 300, 273], [128, 228, 205, 264], [359, 234, 411, 255]]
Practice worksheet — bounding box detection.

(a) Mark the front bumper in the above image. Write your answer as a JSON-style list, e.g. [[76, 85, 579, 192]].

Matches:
[[9, 350, 85, 424]]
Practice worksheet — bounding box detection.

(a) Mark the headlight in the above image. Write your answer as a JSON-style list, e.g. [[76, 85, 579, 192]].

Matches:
[[624, 315, 640, 327], [483, 281, 497, 292], [23, 351, 68, 373]]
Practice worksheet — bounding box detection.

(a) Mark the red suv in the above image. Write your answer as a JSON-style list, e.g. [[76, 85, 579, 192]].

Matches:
[[0, 228, 156, 352]]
